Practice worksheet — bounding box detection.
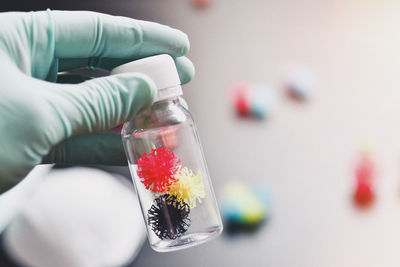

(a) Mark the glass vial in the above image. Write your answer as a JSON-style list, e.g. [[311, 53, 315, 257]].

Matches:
[[111, 55, 223, 252]]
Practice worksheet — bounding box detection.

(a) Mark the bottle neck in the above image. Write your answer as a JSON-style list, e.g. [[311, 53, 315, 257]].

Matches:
[[153, 96, 180, 105], [154, 85, 182, 102], [131, 95, 187, 130]]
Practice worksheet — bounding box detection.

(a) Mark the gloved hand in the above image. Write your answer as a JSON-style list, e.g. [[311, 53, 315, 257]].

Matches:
[[0, 10, 195, 193]]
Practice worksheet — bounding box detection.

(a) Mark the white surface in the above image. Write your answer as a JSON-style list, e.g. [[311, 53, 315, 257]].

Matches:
[[122, 1, 400, 267], [3, 167, 146, 267], [0, 165, 52, 233], [111, 54, 183, 101]]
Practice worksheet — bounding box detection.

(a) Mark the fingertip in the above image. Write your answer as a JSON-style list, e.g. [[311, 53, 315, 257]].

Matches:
[[137, 20, 190, 57], [118, 72, 158, 110], [171, 28, 190, 56], [175, 57, 195, 85], [179, 32, 190, 56]]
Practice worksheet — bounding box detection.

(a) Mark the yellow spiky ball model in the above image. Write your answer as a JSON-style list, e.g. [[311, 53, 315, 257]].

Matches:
[[167, 167, 205, 208]]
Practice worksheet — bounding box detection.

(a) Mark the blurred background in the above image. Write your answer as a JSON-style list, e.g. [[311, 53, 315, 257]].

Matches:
[[3, 0, 400, 266]]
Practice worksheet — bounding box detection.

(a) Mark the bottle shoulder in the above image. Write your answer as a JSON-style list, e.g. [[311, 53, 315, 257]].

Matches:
[[122, 100, 193, 135]]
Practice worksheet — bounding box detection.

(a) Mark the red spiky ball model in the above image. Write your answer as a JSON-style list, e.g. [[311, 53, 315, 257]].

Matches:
[[137, 147, 181, 193]]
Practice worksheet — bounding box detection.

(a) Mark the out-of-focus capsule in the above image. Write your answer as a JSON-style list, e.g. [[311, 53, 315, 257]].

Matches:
[[285, 66, 316, 101], [230, 82, 276, 119], [353, 182, 375, 207], [193, 0, 211, 8], [251, 83, 277, 119], [220, 181, 271, 234], [353, 149, 375, 208], [230, 82, 252, 117]]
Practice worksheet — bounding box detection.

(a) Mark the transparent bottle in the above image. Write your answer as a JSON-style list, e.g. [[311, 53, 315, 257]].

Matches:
[[111, 55, 223, 252]]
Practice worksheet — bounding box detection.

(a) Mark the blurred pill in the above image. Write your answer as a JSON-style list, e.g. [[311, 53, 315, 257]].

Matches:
[[230, 82, 252, 117], [230, 82, 276, 119], [285, 66, 316, 101], [251, 83, 277, 119], [220, 181, 271, 234], [193, 0, 211, 8], [353, 182, 375, 207], [353, 149, 376, 208]]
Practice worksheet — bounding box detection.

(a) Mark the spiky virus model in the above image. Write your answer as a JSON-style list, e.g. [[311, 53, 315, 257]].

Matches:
[[167, 167, 205, 208], [137, 148, 181, 193], [148, 194, 191, 240]]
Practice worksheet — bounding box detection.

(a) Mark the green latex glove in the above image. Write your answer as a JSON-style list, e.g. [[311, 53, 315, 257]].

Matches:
[[0, 10, 195, 193]]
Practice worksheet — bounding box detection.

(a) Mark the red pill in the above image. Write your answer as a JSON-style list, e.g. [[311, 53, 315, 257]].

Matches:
[[353, 182, 374, 207], [193, 0, 210, 8], [231, 83, 251, 117], [353, 151, 375, 208]]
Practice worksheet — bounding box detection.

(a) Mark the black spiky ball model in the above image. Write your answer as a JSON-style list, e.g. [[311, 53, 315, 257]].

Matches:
[[148, 194, 190, 240]]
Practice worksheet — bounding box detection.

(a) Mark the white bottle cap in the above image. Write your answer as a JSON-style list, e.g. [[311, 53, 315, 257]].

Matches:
[[111, 54, 182, 102]]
